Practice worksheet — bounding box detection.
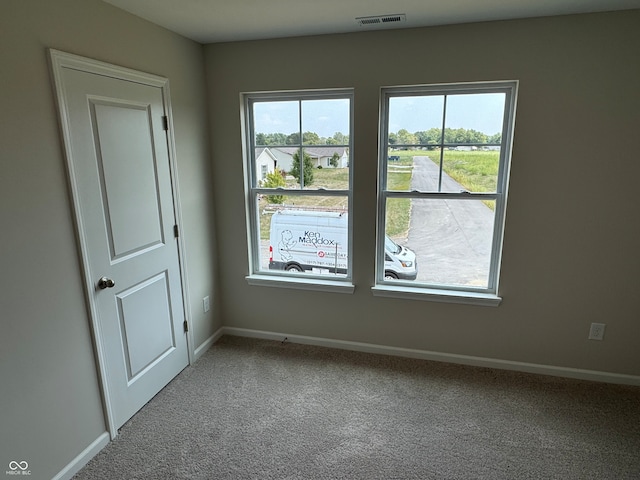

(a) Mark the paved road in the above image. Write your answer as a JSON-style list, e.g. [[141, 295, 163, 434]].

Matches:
[[402, 156, 494, 287]]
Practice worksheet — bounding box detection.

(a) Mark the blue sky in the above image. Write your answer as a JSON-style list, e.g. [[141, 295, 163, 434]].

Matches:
[[389, 93, 505, 135], [253, 93, 505, 137], [253, 99, 350, 138]]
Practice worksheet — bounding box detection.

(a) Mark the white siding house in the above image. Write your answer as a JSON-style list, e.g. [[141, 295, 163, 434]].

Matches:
[[270, 147, 295, 172], [271, 146, 349, 171], [255, 148, 277, 181]]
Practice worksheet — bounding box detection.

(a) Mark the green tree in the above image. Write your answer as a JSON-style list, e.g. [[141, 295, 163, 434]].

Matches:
[[273, 133, 288, 145], [260, 170, 286, 203], [329, 152, 340, 168], [255, 132, 267, 145], [442, 128, 489, 145], [396, 129, 417, 147], [328, 132, 349, 145], [465, 129, 488, 144], [302, 131, 321, 144], [415, 128, 442, 147], [290, 150, 314, 186], [255, 132, 288, 145], [286, 132, 300, 145], [488, 133, 502, 144]]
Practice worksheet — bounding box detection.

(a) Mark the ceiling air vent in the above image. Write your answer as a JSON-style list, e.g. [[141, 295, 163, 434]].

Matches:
[[356, 14, 407, 27]]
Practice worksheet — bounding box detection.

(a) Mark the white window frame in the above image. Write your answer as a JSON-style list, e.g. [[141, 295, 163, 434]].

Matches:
[[373, 81, 518, 306], [241, 89, 355, 293]]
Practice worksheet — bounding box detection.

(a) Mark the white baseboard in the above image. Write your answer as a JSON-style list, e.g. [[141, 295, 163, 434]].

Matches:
[[193, 326, 225, 361], [52, 432, 109, 480], [221, 326, 640, 386]]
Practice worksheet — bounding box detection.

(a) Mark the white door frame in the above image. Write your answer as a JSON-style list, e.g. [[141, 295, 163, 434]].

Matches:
[[49, 49, 194, 438]]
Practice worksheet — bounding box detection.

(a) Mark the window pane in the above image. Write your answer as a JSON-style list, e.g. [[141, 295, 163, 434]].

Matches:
[[297, 98, 351, 189], [255, 196, 349, 276], [388, 96, 444, 147], [385, 198, 496, 287], [253, 101, 299, 146], [444, 93, 505, 146], [301, 98, 350, 146]]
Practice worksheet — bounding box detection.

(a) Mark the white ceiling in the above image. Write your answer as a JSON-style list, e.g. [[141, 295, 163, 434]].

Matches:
[[102, 0, 640, 44]]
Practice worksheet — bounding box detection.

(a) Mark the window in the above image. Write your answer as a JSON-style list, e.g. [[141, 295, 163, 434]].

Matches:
[[375, 81, 517, 305], [242, 89, 354, 291]]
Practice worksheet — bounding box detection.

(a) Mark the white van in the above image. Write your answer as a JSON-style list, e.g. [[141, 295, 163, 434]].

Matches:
[[268, 210, 417, 280]]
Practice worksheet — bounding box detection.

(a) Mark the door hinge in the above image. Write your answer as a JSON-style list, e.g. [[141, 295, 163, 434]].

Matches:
[[162, 116, 169, 131], [183, 320, 188, 332], [173, 224, 179, 238]]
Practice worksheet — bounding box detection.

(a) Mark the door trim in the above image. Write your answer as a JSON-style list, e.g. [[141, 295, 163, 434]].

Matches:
[[48, 49, 193, 438]]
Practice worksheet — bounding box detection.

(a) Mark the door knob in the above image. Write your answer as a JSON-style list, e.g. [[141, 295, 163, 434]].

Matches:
[[98, 277, 116, 289]]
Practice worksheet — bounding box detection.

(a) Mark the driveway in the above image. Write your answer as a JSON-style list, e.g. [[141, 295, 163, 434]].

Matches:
[[403, 156, 495, 286]]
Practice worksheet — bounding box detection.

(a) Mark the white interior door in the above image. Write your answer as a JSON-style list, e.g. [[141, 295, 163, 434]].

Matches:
[[50, 51, 189, 432]]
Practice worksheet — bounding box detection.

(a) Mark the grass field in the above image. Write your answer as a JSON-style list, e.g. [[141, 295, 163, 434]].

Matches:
[[258, 150, 499, 239], [441, 150, 500, 193], [386, 164, 412, 237], [389, 149, 499, 193]]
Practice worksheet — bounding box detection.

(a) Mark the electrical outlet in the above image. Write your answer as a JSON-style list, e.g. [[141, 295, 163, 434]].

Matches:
[[203, 295, 210, 313], [588, 323, 605, 341]]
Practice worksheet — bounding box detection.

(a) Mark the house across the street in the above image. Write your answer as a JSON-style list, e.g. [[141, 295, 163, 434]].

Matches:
[[256, 146, 349, 176]]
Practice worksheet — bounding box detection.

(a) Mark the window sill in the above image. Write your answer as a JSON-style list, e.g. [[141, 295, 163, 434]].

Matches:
[[246, 275, 355, 294], [371, 284, 502, 306]]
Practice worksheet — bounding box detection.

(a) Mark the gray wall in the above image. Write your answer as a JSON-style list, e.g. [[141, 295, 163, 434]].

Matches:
[[0, 1, 218, 479], [205, 12, 640, 376]]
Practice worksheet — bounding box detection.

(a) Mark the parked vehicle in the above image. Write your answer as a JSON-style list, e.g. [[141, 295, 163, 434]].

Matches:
[[269, 210, 417, 280]]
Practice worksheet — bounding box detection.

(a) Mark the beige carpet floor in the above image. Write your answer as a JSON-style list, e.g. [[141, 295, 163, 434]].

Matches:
[[74, 335, 640, 479]]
